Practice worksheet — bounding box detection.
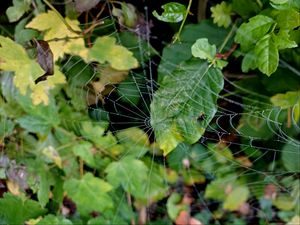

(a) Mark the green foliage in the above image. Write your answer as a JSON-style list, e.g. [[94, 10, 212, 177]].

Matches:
[[0, 193, 46, 224]]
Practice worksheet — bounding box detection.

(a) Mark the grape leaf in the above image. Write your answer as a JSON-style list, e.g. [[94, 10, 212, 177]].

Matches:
[[223, 186, 250, 211], [210, 2, 232, 28], [235, 15, 275, 51], [153, 2, 186, 23], [105, 157, 149, 198], [64, 173, 114, 216], [6, 0, 31, 22], [0, 36, 66, 105], [0, 193, 46, 224], [150, 59, 224, 155], [254, 34, 279, 76], [26, 10, 88, 61], [88, 36, 138, 71], [191, 38, 216, 61]]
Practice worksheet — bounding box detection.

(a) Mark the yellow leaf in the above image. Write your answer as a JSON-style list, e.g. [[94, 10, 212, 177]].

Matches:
[[42, 146, 62, 168], [88, 36, 138, 70], [6, 180, 20, 196], [26, 10, 88, 61], [0, 36, 65, 105]]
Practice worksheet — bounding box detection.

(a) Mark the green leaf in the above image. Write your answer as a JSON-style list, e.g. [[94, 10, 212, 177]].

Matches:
[[152, 2, 186, 23], [105, 157, 149, 198], [166, 193, 187, 220], [276, 9, 300, 30], [211, 1, 232, 28], [271, 90, 300, 122], [232, 0, 260, 19], [6, 0, 31, 22], [17, 115, 53, 134], [272, 30, 297, 50], [270, 0, 289, 4], [37, 214, 73, 225], [0, 36, 66, 105], [88, 36, 138, 71], [72, 141, 96, 168], [254, 34, 279, 76], [64, 172, 114, 217], [0, 193, 46, 224], [191, 38, 216, 61], [235, 15, 274, 51], [281, 142, 300, 172], [150, 59, 224, 155], [223, 186, 250, 211]]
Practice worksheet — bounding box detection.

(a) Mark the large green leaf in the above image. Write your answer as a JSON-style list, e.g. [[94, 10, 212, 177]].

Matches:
[[64, 172, 114, 217], [0, 193, 46, 224], [150, 59, 224, 155], [235, 15, 275, 51], [254, 34, 279, 76]]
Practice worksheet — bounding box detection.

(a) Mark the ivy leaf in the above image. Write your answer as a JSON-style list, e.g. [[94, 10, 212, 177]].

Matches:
[[223, 186, 250, 211], [271, 90, 300, 122], [191, 38, 216, 61], [254, 34, 279, 76], [64, 173, 113, 217], [235, 15, 274, 51], [150, 59, 224, 155], [152, 2, 186, 23], [105, 157, 149, 198], [0, 36, 66, 105], [6, 0, 31, 22], [0, 193, 46, 224], [26, 10, 88, 61], [88, 36, 138, 71], [211, 2, 233, 28]]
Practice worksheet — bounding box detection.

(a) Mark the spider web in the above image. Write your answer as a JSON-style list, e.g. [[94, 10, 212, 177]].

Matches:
[[1, 0, 299, 224]]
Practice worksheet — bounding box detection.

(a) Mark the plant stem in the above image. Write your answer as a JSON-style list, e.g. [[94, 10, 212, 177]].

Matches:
[[173, 0, 193, 43], [42, 0, 81, 35], [218, 21, 237, 53]]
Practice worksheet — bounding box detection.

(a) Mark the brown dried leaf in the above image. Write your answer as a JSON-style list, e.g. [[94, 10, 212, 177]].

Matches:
[[32, 39, 54, 84]]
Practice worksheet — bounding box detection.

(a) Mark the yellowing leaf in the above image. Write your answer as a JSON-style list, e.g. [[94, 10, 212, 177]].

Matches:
[[42, 146, 62, 168], [0, 36, 65, 105], [88, 36, 138, 70], [26, 10, 87, 61], [211, 2, 232, 28]]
